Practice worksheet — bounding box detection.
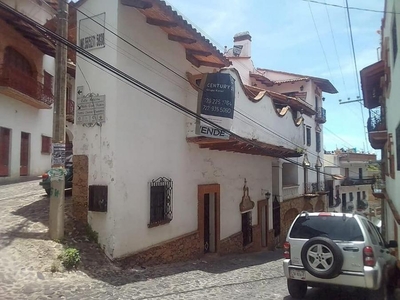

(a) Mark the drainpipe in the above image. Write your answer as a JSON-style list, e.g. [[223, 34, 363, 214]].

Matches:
[[303, 153, 310, 194]]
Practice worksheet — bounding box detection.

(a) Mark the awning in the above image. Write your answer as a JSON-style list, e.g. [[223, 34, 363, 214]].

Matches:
[[187, 136, 302, 158], [0, 9, 55, 56], [360, 60, 384, 109]]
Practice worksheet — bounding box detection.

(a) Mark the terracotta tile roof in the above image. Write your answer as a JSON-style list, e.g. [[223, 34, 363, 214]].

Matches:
[[273, 77, 310, 84], [257, 68, 338, 94]]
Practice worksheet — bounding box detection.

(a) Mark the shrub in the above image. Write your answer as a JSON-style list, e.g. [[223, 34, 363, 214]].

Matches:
[[59, 248, 80, 270]]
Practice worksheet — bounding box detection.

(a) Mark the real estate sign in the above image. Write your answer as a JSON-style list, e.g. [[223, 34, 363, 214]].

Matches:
[[196, 73, 235, 139]]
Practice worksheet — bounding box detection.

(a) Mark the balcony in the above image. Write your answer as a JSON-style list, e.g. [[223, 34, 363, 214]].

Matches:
[[304, 182, 326, 198], [66, 99, 75, 123], [341, 177, 376, 186], [0, 64, 53, 109], [371, 179, 385, 199], [315, 107, 327, 124], [367, 108, 387, 149]]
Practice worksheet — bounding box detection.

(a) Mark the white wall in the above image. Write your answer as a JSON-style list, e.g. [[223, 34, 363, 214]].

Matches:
[[383, 0, 400, 244], [0, 96, 53, 179], [73, 1, 274, 259], [3, 0, 55, 24]]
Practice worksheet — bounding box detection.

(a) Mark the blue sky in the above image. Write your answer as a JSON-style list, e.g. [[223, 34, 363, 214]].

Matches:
[[165, 0, 384, 154]]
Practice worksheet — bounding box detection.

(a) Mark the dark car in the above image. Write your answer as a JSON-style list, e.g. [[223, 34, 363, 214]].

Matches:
[[39, 155, 73, 196]]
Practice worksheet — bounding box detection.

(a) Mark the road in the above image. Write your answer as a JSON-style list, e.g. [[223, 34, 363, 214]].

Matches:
[[0, 180, 373, 299]]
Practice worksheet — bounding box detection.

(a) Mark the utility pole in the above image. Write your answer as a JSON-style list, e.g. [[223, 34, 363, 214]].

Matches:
[[49, 0, 68, 240]]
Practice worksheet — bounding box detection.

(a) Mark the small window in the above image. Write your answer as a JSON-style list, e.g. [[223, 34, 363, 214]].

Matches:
[[306, 126, 311, 146], [316, 131, 321, 152], [396, 124, 400, 171], [393, 15, 398, 65], [273, 196, 281, 237], [362, 191, 366, 199], [43, 71, 53, 96], [149, 177, 173, 227], [41, 135, 51, 154], [349, 192, 353, 201], [359, 168, 363, 179], [242, 211, 253, 247]]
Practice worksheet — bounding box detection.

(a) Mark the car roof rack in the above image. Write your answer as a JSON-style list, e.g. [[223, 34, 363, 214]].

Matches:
[[300, 210, 310, 219]]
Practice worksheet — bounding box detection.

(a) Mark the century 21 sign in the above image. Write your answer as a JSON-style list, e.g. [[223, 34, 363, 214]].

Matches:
[[79, 13, 106, 51]]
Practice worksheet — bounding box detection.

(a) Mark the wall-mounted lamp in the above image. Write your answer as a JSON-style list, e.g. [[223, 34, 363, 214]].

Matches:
[[302, 153, 310, 167], [300, 85, 304, 91], [265, 191, 271, 200]]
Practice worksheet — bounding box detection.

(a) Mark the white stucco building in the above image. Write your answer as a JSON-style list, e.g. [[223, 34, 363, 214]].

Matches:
[[361, 0, 400, 252], [70, 0, 337, 263], [0, 0, 76, 184]]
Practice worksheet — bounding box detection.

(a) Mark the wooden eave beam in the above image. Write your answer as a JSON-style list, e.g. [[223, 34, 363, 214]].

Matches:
[[146, 17, 178, 28], [186, 53, 201, 68], [186, 49, 212, 57], [121, 0, 152, 9], [168, 34, 197, 44], [197, 60, 226, 69]]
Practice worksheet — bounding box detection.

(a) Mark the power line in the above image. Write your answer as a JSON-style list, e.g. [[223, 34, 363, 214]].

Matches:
[[70, 1, 368, 177], [344, 0, 369, 153], [67, 1, 365, 176], [302, 0, 398, 14], [2, 1, 350, 179], [324, 0, 348, 97], [307, 0, 335, 85]]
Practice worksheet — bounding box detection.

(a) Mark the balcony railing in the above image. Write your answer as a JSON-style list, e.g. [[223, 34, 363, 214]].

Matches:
[[341, 177, 376, 186], [315, 107, 326, 124], [305, 182, 326, 195], [367, 109, 386, 132], [66, 99, 75, 123], [0, 64, 54, 108], [282, 185, 299, 200]]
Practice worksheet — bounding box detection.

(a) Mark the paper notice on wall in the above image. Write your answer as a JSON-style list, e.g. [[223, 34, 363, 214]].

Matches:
[[51, 143, 65, 166]]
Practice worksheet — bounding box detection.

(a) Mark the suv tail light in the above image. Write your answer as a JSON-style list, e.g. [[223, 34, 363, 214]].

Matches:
[[42, 173, 49, 180], [363, 246, 376, 267], [283, 242, 290, 259]]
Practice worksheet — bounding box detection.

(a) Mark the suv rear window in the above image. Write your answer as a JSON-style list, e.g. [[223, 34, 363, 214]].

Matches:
[[289, 216, 364, 241]]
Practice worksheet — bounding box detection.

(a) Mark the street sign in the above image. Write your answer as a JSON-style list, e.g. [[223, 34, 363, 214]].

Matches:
[[76, 94, 106, 125]]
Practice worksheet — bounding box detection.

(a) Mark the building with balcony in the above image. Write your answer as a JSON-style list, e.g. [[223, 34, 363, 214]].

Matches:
[[67, 0, 340, 264], [224, 32, 337, 244], [360, 0, 400, 254], [324, 151, 379, 214], [0, 1, 79, 183], [0, 0, 56, 182]]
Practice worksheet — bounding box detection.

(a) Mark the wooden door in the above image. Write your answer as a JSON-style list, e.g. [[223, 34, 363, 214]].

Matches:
[[20, 132, 29, 176], [0, 127, 11, 176]]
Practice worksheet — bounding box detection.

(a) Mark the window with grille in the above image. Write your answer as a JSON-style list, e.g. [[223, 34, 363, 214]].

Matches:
[[393, 15, 398, 65], [4, 47, 33, 76], [242, 211, 252, 247], [397, 124, 400, 171], [273, 196, 281, 237], [43, 71, 53, 96], [41, 135, 51, 154], [306, 126, 311, 146], [149, 177, 173, 227], [316, 131, 321, 152]]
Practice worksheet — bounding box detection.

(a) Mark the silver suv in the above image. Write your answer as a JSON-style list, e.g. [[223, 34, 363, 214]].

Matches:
[[283, 211, 398, 299]]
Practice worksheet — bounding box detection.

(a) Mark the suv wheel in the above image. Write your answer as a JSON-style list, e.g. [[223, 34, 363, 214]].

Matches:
[[287, 279, 307, 299], [301, 237, 344, 279]]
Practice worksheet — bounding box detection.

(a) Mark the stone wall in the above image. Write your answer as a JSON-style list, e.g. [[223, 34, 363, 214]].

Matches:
[[244, 225, 262, 253], [219, 231, 243, 255], [279, 194, 327, 244], [72, 155, 89, 222], [118, 231, 201, 267]]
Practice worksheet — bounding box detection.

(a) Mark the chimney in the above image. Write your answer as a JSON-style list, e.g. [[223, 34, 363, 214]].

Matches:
[[233, 31, 251, 57]]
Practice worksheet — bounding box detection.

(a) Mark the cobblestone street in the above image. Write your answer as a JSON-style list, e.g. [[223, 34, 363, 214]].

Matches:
[[0, 181, 371, 299]]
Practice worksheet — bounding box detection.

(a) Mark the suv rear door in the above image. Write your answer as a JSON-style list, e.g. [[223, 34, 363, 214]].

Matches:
[[288, 214, 365, 273]]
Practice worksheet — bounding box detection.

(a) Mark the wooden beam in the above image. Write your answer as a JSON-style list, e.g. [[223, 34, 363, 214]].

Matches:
[[186, 53, 201, 68], [186, 49, 212, 57], [168, 34, 197, 44], [121, 0, 152, 9], [197, 60, 226, 68], [146, 17, 177, 28]]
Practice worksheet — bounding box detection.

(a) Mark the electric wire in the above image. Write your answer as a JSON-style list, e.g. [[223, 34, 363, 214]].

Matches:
[[0, 1, 366, 179], [301, 0, 399, 14], [69, 1, 365, 176], [307, 0, 335, 85], [324, 0, 348, 97], [344, 0, 369, 153]]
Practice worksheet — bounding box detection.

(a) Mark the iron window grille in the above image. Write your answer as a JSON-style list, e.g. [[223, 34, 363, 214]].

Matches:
[[306, 126, 311, 146], [273, 196, 281, 237], [149, 177, 173, 227], [242, 211, 253, 247]]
